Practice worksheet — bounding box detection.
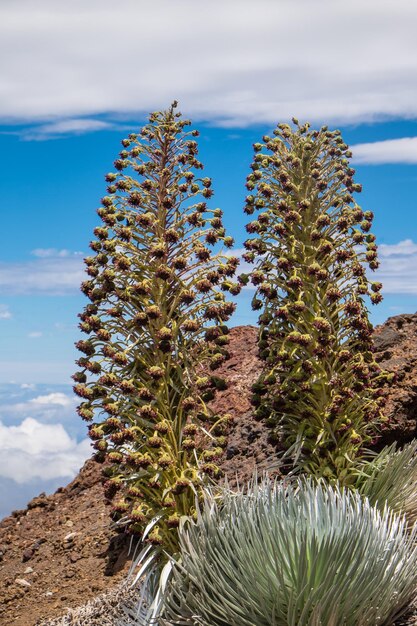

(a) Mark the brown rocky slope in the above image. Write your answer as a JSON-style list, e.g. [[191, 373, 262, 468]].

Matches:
[[0, 314, 416, 625]]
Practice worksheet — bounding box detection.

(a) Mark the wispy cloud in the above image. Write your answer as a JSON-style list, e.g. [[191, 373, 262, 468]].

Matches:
[[352, 137, 417, 165], [0, 250, 84, 295], [31, 248, 82, 258], [0, 304, 12, 319], [22, 118, 117, 141], [1, 1, 417, 127], [53, 321, 76, 331], [379, 239, 417, 257], [28, 331, 43, 338]]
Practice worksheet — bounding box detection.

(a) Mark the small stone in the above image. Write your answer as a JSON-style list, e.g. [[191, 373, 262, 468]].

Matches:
[[45, 591, 53, 597], [63, 532, 78, 549], [64, 532, 77, 541], [65, 520, 74, 527], [24, 567, 33, 574], [22, 548, 34, 562], [15, 578, 31, 588]]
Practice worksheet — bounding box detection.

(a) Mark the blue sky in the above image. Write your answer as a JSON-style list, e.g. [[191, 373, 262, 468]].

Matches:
[[1, 120, 417, 384], [1, 0, 417, 517]]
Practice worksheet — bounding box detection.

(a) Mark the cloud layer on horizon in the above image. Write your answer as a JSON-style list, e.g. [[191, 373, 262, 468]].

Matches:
[[1, 0, 417, 128], [0, 417, 90, 483]]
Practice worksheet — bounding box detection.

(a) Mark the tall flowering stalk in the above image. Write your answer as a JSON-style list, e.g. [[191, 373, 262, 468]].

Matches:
[[74, 103, 239, 552], [242, 120, 391, 482]]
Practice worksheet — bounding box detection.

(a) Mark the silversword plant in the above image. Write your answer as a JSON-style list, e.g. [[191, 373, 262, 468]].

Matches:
[[162, 477, 417, 626], [242, 120, 392, 481], [74, 103, 239, 552]]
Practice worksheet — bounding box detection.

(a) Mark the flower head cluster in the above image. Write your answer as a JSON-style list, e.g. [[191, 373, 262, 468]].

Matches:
[[74, 103, 237, 551], [243, 120, 389, 481]]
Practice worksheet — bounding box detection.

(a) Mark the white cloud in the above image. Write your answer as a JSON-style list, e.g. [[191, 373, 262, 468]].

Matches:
[[28, 331, 43, 338], [1, 1, 417, 127], [0, 304, 11, 319], [30, 392, 73, 407], [0, 252, 84, 295], [352, 137, 417, 164], [0, 417, 91, 483]]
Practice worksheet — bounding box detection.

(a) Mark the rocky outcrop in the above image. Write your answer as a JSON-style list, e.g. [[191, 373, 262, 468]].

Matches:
[[374, 313, 417, 445]]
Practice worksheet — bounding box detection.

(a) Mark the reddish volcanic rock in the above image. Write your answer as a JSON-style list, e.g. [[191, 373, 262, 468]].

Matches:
[[373, 313, 417, 446], [209, 325, 280, 483]]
